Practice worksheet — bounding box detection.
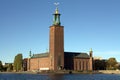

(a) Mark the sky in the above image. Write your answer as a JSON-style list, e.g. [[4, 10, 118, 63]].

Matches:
[[0, 0, 120, 63]]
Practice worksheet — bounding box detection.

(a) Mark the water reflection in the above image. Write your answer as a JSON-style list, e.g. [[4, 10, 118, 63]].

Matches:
[[0, 73, 120, 80], [48, 74, 64, 80]]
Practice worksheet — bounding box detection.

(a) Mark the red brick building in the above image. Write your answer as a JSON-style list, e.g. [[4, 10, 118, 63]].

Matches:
[[26, 7, 93, 71]]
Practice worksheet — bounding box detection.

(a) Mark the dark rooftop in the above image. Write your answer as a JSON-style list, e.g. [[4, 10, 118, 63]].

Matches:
[[31, 52, 90, 58], [31, 52, 49, 58], [64, 52, 90, 58]]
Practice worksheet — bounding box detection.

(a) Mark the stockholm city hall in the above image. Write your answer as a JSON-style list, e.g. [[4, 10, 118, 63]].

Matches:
[[24, 7, 93, 71]]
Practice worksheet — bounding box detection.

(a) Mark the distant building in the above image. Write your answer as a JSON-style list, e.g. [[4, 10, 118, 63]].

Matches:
[[23, 58, 28, 71], [93, 56, 102, 60], [25, 7, 93, 71]]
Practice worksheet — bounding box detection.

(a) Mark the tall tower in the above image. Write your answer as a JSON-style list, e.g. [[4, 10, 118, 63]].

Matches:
[[49, 7, 64, 70]]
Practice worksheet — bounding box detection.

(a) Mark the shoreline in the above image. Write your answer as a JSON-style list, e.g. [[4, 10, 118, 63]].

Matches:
[[0, 70, 120, 74]]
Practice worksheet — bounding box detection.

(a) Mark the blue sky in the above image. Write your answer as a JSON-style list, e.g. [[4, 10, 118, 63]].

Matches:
[[0, 0, 120, 63]]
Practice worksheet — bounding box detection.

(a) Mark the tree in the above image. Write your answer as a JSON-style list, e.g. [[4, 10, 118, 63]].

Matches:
[[0, 60, 3, 71], [13, 54, 23, 71], [7, 64, 13, 72], [13, 55, 17, 71], [93, 59, 107, 70], [106, 57, 118, 70]]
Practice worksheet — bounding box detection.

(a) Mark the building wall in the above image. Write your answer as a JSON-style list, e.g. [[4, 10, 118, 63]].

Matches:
[[74, 58, 91, 71], [89, 50, 93, 71], [23, 58, 28, 71], [64, 54, 74, 70], [27, 55, 93, 71], [29, 57, 50, 71], [49, 25, 64, 70]]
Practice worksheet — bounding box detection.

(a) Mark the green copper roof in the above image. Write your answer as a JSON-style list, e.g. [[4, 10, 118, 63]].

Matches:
[[53, 7, 61, 26], [31, 52, 49, 58]]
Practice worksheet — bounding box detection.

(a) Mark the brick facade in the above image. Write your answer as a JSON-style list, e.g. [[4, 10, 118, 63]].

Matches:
[[28, 57, 50, 71], [49, 25, 64, 70], [74, 58, 91, 71], [64, 52, 93, 71], [89, 50, 93, 70]]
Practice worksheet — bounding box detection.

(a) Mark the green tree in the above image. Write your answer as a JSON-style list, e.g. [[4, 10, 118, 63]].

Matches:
[[106, 57, 117, 70], [7, 64, 13, 72], [13, 55, 17, 71], [0, 60, 3, 71], [13, 54, 23, 71]]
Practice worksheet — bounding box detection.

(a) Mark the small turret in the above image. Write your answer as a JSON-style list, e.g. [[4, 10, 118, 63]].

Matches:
[[89, 48, 93, 71], [29, 50, 32, 58], [89, 48, 93, 57]]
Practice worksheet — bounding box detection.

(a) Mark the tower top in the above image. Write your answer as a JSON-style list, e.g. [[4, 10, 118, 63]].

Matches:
[[29, 50, 32, 58], [90, 48, 93, 52], [54, 2, 59, 14], [53, 2, 61, 26], [55, 7, 59, 14]]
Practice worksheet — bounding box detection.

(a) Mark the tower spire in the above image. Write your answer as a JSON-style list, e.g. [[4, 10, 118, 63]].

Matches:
[[90, 48, 93, 52], [53, 2, 61, 26], [89, 48, 93, 57], [55, 7, 59, 14], [29, 49, 32, 58]]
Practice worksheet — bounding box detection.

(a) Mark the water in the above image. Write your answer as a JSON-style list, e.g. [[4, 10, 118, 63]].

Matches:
[[0, 73, 120, 80]]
